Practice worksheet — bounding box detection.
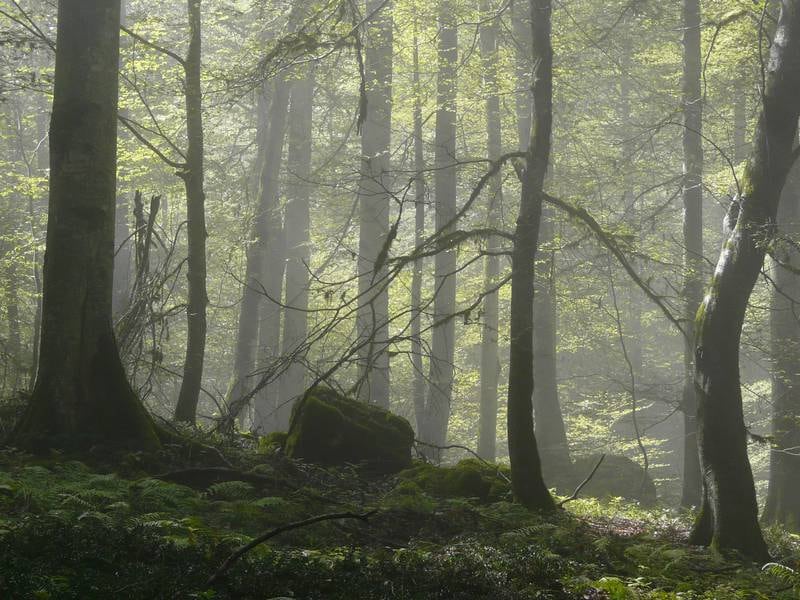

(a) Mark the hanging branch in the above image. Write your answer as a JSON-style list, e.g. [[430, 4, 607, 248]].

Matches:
[[558, 454, 606, 507]]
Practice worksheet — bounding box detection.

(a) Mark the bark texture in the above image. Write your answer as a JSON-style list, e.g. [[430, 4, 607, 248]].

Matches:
[[174, 0, 209, 423], [689, 0, 800, 561], [507, 0, 555, 511], [14, 0, 158, 450]]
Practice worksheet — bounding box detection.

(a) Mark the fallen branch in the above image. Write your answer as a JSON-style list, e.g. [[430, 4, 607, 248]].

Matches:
[[207, 510, 378, 586], [558, 454, 606, 508]]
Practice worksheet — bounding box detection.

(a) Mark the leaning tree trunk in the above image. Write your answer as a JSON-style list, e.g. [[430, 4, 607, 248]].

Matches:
[[423, 0, 459, 459], [506, 0, 555, 511], [763, 158, 800, 529], [477, 0, 502, 462], [13, 0, 159, 451], [174, 0, 208, 424], [278, 68, 315, 424], [689, 0, 800, 561], [356, 0, 393, 409], [680, 0, 704, 509]]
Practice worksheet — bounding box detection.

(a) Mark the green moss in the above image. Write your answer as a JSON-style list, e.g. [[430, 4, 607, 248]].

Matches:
[[285, 387, 414, 473], [396, 459, 511, 503]]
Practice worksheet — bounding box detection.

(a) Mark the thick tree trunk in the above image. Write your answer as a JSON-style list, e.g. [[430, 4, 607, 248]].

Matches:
[[763, 159, 800, 529], [689, 0, 800, 561], [278, 69, 315, 426], [174, 0, 209, 423], [680, 0, 704, 509], [14, 0, 158, 451], [411, 36, 427, 435], [423, 0, 458, 458], [477, 0, 502, 462], [507, 0, 555, 511], [113, 195, 132, 319], [356, 0, 393, 409]]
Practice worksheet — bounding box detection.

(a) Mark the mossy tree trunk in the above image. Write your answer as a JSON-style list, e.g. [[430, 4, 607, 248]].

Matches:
[[506, 0, 555, 512], [174, 0, 209, 423], [13, 0, 158, 451], [689, 0, 800, 561]]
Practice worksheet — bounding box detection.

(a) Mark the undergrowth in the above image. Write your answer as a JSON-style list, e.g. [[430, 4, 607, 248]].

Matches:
[[0, 446, 797, 599]]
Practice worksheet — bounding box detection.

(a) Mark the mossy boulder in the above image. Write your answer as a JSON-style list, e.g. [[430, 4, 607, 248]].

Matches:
[[396, 459, 511, 503], [284, 387, 414, 473], [553, 454, 657, 506]]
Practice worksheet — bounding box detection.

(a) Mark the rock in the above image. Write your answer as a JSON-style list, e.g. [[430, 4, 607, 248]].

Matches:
[[396, 459, 511, 503], [553, 454, 657, 506], [285, 387, 414, 473]]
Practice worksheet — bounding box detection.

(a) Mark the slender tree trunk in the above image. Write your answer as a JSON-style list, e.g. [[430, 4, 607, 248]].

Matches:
[[507, 0, 555, 511], [228, 79, 290, 430], [278, 68, 315, 425], [174, 0, 208, 423], [356, 0, 393, 409], [411, 33, 427, 435], [14, 0, 158, 451], [513, 0, 569, 475], [477, 0, 502, 462], [689, 0, 800, 561], [680, 0, 704, 509], [734, 88, 749, 163], [763, 158, 800, 529], [423, 0, 458, 458]]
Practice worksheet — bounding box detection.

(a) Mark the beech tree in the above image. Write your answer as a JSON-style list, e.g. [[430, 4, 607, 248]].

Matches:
[[13, 0, 159, 450], [689, 0, 800, 561]]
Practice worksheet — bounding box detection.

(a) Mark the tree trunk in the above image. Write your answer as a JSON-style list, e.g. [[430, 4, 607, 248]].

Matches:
[[14, 0, 159, 451], [356, 0, 393, 409], [477, 0, 502, 462], [689, 0, 800, 561], [507, 0, 555, 511], [423, 0, 458, 458], [174, 0, 209, 423], [763, 158, 800, 529], [680, 0, 704, 510], [278, 68, 315, 425], [227, 79, 290, 430], [411, 32, 427, 436]]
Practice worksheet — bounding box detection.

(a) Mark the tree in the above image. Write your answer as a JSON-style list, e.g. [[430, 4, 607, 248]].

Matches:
[[763, 160, 800, 529], [356, 0, 393, 409], [477, 0, 502, 462], [13, 0, 159, 451], [679, 0, 704, 509], [279, 67, 316, 420], [173, 0, 209, 423], [423, 0, 458, 457], [689, 0, 800, 561], [506, 0, 555, 511]]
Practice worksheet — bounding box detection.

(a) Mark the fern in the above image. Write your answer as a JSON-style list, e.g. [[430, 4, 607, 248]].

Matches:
[[205, 480, 256, 501], [762, 562, 800, 592]]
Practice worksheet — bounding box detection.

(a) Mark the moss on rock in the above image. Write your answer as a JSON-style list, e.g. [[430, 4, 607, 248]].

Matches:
[[552, 454, 657, 506], [284, 387, 414, 473], [396, 459, 511, 503]]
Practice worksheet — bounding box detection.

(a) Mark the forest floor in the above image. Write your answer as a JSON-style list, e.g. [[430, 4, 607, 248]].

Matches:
[[0, 435, 797, 600]]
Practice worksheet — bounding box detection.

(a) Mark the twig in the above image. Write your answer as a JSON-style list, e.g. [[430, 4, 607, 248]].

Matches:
[[558, 454, 606, 507], [206, 510, 378, 586]]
